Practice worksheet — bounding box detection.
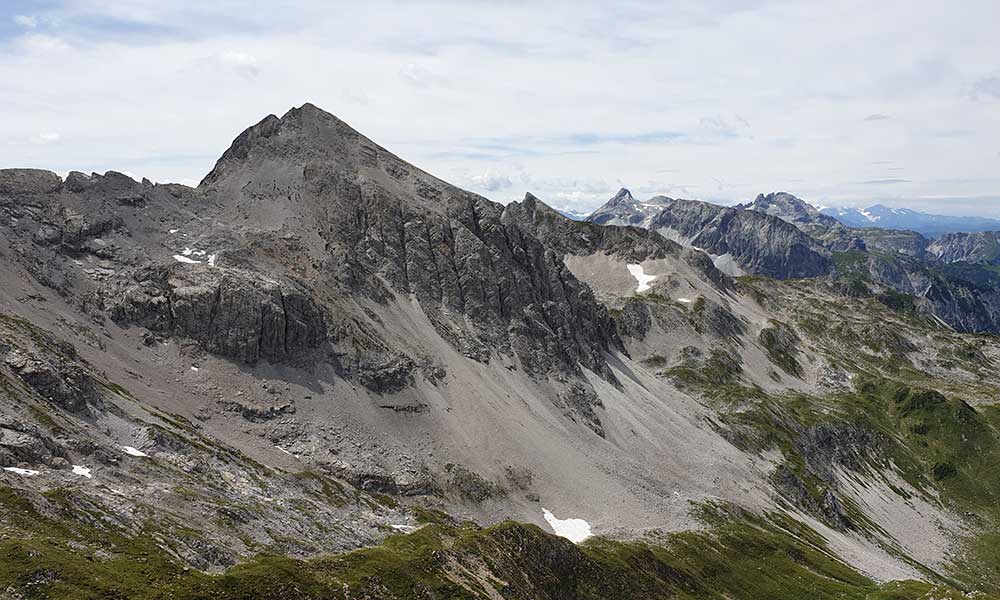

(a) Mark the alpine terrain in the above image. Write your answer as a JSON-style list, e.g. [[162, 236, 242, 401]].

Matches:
[[822, 205, 1000, 238], [3, 103, 1000, 599]]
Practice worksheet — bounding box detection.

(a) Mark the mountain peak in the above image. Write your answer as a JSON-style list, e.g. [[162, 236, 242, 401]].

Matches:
[[610, 187, 634, 204], [752, 191, 807, 206], [587, 188, 677, 226], [200, 102, 363, 188], [741, 192, 843, 232]]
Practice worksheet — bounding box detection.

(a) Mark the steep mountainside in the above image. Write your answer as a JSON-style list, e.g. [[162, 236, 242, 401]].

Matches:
[[596, 188, 1000, 335], [740, 192, 930, 256], [928, 231, 1000, 264], [739, 192, 841, 231], [586, 187, 673, 229], [588, 191, 832, 279], [2, 104, 1000, 599]]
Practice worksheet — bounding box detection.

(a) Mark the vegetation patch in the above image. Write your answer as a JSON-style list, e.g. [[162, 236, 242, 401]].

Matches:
[[442, 463, 507, 503], [758, 320, 803, 377], [666, 346, 743, 388], [706, 372, 1000, 592], [1, 486, 984, 599]]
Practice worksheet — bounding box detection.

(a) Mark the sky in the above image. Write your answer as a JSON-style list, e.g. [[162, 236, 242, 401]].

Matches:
[[2, 1, 999, 217]]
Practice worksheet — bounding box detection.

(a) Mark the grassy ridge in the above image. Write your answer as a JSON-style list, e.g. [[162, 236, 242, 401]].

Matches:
[[0, 483, 987, 599], [700, 374, 1000, 593]]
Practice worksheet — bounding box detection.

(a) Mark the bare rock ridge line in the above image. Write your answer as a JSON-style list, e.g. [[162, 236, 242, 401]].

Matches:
[[589, 186, 1000, 334], [588, 188, 833, 279], [6, 101, 721, 444]]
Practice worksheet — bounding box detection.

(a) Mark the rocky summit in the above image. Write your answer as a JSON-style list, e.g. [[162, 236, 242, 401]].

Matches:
[[3, 103, 1000, 599]]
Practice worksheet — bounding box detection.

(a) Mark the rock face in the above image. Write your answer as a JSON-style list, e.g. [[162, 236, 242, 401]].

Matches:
[[4, 349, 100, 413], [196, 103, 625, 380], [740, 192, 934, 256], [928, 231, 1000, 265], [586, 187, 673, 229], [505, 192, 686, 263], [852, 228, 928, 257], [0, 168, 63, 195], [683, 190, 1000, 333], [588, 190, 833, 279], [740, 192, 841, 231], [833, 251, 1000, 333], [0, 105, 638, 383], [648, 198, 833, 279], [103, 265, 327, 365], [741, 192, 866, 253], [0, 319, 101, 414]]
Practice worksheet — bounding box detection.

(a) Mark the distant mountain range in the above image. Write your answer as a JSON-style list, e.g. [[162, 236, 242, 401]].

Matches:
[[553, 208, 590, 221], [582, 195, 1000, 239], [588, 188, 1000, 331], [820, 205, 1000, 238]]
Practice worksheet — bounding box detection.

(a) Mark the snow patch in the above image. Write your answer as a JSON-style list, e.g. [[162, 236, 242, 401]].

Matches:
[[122, 446, 149, 457], [3, 467, 40, 476], [173, 255, 201, 264], [391, 524, 418, 533], [168, 229, 179, 234], [72, 465, 92, 478], [190, 366, 199, 372], [710, 253, 745, 277], [542, 508, 592, 543], [931, 315, 953, 330], [207, 254, 217, 267], [859, 208, 880, 222], [626, 264, 656, 293], [676, 297, 692, 303], [275, 445, 297, 457]]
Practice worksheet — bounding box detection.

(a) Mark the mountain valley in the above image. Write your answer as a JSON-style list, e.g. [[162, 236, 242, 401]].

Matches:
[[2, 104, 1000, 599]]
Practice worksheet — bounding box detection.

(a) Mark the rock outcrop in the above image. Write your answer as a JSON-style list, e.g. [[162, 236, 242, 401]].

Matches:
[[102, 264, 327, 365], [646, 198, 833, 278], [586, 187, 673, 228], [196, 104, 626, 380], [928, 231, 1000, 265], [588, 190, 833, 279]]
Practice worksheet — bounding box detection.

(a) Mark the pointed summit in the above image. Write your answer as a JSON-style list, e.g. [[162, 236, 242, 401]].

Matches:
[[609, 187, 635, 205], [587, 188, 673, 227], [200, 103, 366, 189]]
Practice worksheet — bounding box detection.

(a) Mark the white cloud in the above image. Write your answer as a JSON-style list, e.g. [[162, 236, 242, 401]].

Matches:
[[972, 76, 1000, 100], [0, 1, 998, 216], [14, 33, 71, 52], [31, 132, 61, 144], [398, 62, 443, 88], [340, 87, 370, 106], [14, 14, 38, 28], [468, 169, 512, 191], [209, 51, 259, 78]]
